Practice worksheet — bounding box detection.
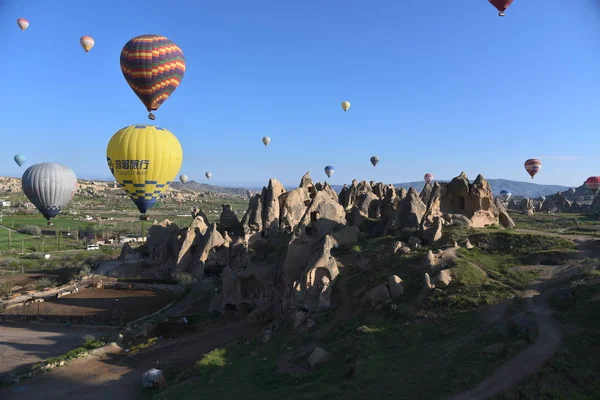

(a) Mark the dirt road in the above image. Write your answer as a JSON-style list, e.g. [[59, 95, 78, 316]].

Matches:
[[0, 316, 263, 400], [0, 322, 118, 383], [448, 290, 561, 400]]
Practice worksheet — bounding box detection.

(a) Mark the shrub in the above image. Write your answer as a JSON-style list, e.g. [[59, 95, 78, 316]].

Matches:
[[35, 277, 58, 291], [18, 225, 41, 236], [175, 272, 197, 287]]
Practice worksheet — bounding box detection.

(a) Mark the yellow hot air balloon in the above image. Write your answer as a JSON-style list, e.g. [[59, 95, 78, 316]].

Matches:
[[106, 124, 183, 220], [80, 36, 95, 53], [341, 101, 351, 112]]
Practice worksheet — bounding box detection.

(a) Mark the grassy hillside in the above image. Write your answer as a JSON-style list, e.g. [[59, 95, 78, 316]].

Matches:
[[148, 219, 598, 400]]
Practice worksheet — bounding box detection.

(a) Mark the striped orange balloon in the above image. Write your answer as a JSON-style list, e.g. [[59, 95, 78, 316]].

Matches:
[[524, 158, 542, 179], [120, 34, 186, 120]]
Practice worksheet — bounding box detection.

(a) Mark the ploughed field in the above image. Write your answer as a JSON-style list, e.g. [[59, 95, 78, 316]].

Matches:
[[1, 287, 176, 323]]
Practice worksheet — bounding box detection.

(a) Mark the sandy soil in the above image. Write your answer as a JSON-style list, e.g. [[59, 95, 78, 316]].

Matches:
[[0, 315, 263, 400], [0, 322, 118, 383], [1, 287, 176, 323]]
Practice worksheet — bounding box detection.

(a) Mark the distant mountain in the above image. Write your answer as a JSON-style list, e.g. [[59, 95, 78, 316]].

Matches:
[[330, 179, 571, 198], [170, 181, 256, 197]]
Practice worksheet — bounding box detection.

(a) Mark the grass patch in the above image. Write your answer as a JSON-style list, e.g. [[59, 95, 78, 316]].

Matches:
[[154, 312, 519, 400], [45, 335, 107, 366], [129, 337, 159, 355], [500, 278, 600, 399]]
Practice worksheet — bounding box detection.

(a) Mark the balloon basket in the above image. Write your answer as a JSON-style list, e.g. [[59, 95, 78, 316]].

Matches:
[[139, 215, 149, 221], [47, 221, 54, 226]]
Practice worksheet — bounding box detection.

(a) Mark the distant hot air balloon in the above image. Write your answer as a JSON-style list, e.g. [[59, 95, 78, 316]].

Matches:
[[262, 136, 271, 147], [180, 174, 189, 184], [120, 35, 186, 120], [106, 125, 183, 220], [370, 156, 379, 167], [324, 166, 335, 179], [424, 173, 434, 184], [585, 177, 600, 195], [489, 0, 514, 16], [539, 196, 546, 202], [524, 159, 542, 179], [21, 162, 78, 225], [205, 172, 212, 180], [14, 154, 26, 167], [80, 36, 95, 53], [499, 190, 512, 202], [341, 101, 351, 112], [17, 18, 29, 31]]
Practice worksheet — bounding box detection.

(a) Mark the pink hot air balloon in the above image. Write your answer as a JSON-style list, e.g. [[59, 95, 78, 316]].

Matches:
[[424, 173, 434, 184], [17, 18, 29, 31], [524, 159, 542, 179]]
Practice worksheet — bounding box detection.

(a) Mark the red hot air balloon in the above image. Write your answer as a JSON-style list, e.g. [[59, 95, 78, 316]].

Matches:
[[585, 176, 600, 195], [424, 173, 434, 184], [524, 159, 542, 179], [489, 0, 514, 16]]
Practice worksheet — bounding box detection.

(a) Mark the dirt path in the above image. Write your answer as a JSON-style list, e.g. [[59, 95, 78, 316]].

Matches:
[[448, 261, 572, 400], [1, 316, 263, 400], [514, 228, 598, 242], [448, 291, 561, 400]]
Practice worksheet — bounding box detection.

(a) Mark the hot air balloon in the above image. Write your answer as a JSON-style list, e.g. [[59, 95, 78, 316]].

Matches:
[[17, 18, 29, 31], [585, 177, 600, 195], [539, 196, 546, 202], [524, 159, 542, 179], [106, 125, 183, 220], [499, 190, 512, 202], [14, 154, 26, 167], [80, 36, 95, 53], [120, 35, 186, 120], [424, 173, 434, 184], [205, 172, 212, 180], [262, 136, 271, 147], [370, 156, 379, 167], [324, 166, 335, 178], [341, 101, 351, 112], [489, 0, 514, 16], [180, 174, 189, 184], [21, 163, 78, 225]]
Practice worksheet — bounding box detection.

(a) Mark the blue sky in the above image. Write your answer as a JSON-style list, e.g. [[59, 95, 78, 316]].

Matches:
[[1, 0, 600, 188]]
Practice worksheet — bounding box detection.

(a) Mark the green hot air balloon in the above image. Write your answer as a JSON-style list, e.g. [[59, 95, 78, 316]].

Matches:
[[21, 162, 78, 225]]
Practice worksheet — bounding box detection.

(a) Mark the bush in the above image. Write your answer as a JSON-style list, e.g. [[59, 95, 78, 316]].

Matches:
[[35, 277, 58, 291], [0, 257, 19, 267], [18, 225, 41, 236], [174, 272, 197, 287]]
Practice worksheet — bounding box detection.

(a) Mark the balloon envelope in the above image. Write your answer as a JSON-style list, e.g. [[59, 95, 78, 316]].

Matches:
[[499, 190, 512, 202], [489, 0, 514, 15], [205, 172, 212, 180], [80, 36, 95, 52], [120, 35, 186, 119], [585, 177, 600, 194], [370, 156, 379, 167], [341, 101, 350, 112], [262, 136, 271, 147], [324, 166, 335, 178], [14, 154, 26, 167], [21, 162, 78, 221], [424, 173, 434, 184], [106, 125, 183, 215], [524, 159, 541, 179], [17, 18, 29, 31], [180, 174, 189, 184]]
